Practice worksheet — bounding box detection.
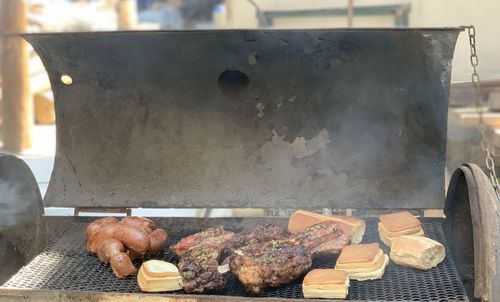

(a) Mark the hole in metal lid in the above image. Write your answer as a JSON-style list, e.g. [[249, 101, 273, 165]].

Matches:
[[218, 70, 249, 96], [60, 74, 73, 85]]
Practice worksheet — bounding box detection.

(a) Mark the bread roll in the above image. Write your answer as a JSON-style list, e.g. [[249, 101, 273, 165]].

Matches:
[[379, 211, 421, 232], [390, 235, 445, 270], [110, 252, 137, 278], [379, 224, 424, 247], [335, 243, 389, 281], [137, 260, 181, 292], [378, 211, 424, 247], [288, 210, 366, 243], [86, 217, 118, 238], [344, 254, 389, 281], [303, 269, 349, 299]]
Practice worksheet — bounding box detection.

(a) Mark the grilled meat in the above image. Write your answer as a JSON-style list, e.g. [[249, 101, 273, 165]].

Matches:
[[178, 247, 226, 293], [230, 239, 312, 295], [223, 223, 289, 257], [230, 221, 345, 294], [310, 234, 350, 256], [174, 226, 235, 293], [176, 221, 347, 294], [171, 226, 234, 257], [289, 220, 347, 256]]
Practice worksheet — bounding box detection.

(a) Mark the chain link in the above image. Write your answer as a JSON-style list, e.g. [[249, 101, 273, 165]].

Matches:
[[462, 25, 500, 201]]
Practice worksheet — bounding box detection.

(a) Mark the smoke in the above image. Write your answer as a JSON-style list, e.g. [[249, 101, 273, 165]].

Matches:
[[0, 182, 32, 230], [0, 157, 42, 231]]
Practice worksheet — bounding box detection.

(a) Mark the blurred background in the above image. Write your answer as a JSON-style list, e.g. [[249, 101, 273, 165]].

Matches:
[[0, 0, 499, 216]]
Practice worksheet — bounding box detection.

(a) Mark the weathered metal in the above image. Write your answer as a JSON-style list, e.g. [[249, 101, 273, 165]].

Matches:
[[444, 163, 500, 301], [0, 154, 46, 284], [23, 29, 462, 209]]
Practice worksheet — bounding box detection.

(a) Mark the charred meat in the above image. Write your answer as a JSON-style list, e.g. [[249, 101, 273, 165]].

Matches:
[[223, 223, 289, 256], [230, 239, 312, 295], [310, 234, 350, 256], [289, 220, 347, 256], [173, 226, 235, 293], [230, 221, 346, 294], [171, 226, 234, 257], [178, 247, 226, 293]]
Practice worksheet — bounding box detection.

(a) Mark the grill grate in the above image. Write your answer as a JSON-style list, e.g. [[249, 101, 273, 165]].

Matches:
[[3, 219, 468, 301]]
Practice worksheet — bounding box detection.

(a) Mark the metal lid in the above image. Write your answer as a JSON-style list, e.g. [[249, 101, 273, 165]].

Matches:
[[25, 29, 461, 209]]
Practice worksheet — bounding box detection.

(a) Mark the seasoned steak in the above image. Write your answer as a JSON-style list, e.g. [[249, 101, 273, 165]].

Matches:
[[289, 220, 346, 256], [230, 221, 347, 294], [223, 223, 289, 256], [178, 247, 226, 293], [171, 226, 234, 257], [230, 239, 312, 295], [174, 226, 235, 293], [310, 234, 350, 256]]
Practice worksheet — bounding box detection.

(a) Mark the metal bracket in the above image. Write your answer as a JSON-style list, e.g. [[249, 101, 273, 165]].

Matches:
[[73, 207, 131, 217]]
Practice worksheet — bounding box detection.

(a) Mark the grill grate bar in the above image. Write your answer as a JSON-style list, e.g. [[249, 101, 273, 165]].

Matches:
[[2, 219, 468, 301]]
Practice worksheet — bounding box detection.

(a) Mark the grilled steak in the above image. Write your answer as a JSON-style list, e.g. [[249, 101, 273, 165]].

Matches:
[[223, 223, 289, 256], [310, 234, 350, 255], [171, 226, 234, 257], [230, 221, 346, 294], [230, 239, 312, 295], [174, 226, 235, 293], [178, 247, 226, 293], [289, 220, 347, 256]]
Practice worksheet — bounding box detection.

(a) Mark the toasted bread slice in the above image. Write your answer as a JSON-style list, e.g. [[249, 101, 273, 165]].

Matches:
[[337, 249, 385, 272], [303, 269, 349, 299], [303, 269, 348, 285], [336, 243, 379, 265], [379, 211, 421, 233], [335, 243, 389, 281], [379, 224, 424, 247], [346, 254, 389, 281]]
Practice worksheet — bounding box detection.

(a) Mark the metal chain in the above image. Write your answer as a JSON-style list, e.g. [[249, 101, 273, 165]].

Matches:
[[463, 25, 500, 201]]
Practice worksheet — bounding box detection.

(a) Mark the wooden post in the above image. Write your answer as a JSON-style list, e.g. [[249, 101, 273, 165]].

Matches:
[[1, 0, 32, 152], [347, 0, 354, 27], [0, 5, 3, 128], [116, 0, 138, 30]]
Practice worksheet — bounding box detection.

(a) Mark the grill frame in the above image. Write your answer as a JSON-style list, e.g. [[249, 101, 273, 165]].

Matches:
[[1, 217, 468, 302], [0, 28, 488, 302]]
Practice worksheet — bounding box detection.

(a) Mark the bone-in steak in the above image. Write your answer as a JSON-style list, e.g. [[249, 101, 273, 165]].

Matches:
[[174, 226, 235, 293], [178, 247, 225, 293], [171, 226, 234, 257], [230, 239, 312, 295], [223, 223, 289, 257], [289, 220, 347, 256], [230, 221, 346, 294]]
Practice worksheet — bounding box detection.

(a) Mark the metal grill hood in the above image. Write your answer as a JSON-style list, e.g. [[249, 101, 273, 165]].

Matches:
[[24, 28, 462, 209]]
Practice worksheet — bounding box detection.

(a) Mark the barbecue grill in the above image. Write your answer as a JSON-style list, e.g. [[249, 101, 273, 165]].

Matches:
[[1, 28, 499, 301]]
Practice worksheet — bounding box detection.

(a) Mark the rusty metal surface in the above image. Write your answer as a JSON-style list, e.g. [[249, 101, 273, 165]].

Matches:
[[23, 29, 461, 209]]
